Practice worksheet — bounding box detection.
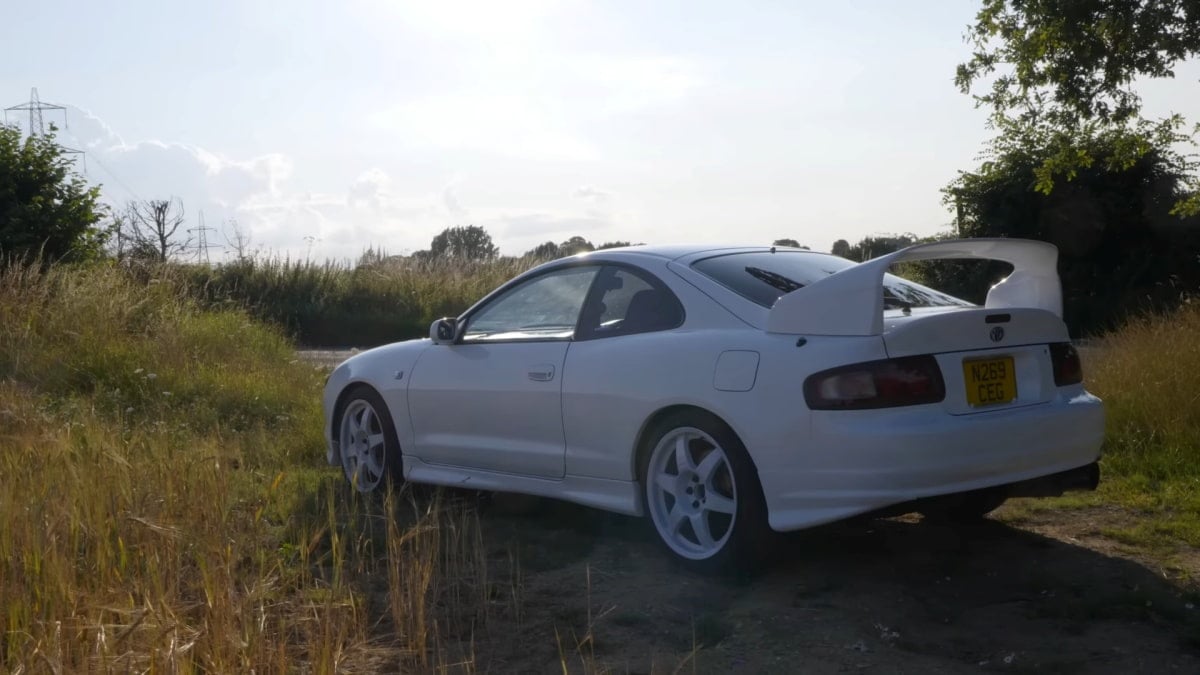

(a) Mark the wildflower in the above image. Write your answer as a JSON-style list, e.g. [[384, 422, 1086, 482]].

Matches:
[[146, 373, 157, 380]]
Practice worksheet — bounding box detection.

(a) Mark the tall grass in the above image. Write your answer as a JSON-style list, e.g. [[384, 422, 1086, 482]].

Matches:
[[1081, 302, 1200, 544], [178, 256, 533, 347], [0, 262, 516, 672]]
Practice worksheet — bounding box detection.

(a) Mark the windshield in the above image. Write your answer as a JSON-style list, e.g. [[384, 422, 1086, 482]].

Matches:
[[691, 251, 972, 310]]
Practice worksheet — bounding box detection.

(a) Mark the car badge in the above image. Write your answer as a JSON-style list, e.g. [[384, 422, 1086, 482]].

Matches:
[[989, 327, 1005, 343]]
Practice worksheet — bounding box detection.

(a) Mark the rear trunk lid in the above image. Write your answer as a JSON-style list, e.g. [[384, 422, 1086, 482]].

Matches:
[[882, 306, 1068, 415], [882, 306, 1067, 357]]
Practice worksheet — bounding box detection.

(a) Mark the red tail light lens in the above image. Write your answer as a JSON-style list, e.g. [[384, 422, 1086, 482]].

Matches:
[[804, 355, 945, 410], [1049, 342, 1083, 386]]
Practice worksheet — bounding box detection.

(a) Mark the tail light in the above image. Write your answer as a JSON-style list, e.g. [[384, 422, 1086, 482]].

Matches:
[[1049, 342, 1083, 386], [804, 355, 945, 410]]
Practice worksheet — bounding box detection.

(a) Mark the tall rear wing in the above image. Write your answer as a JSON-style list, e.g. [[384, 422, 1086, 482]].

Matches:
[[766, 238, 1061, 335]]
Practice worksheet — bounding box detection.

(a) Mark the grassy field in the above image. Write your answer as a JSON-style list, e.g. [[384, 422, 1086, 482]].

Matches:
[[1, 261, 1197, 671], [0, 263, 520, 672], [999, 302, 1200, 563]]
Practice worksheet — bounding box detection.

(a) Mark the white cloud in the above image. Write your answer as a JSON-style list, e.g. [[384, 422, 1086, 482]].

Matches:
[[374, 92, 599, 161], [572, 185, 614, 207], [54, 105, 638, 262], [57, 108, 456, 261], [570, 55, 703, 115], [486, 210, 614, 255], [347, 168, 392, 211], [380, 0, 562, 45], [442, 179, 467, 220]]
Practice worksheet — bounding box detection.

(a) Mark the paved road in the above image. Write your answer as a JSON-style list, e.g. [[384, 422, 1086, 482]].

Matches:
[[297, 349, 357, 368]]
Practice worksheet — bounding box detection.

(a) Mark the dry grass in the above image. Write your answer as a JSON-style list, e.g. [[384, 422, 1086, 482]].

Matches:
[[0, 262, 517, 672], [1083, 301, 1200, 547], [1003, 302, 1200, 553], [4, 259, 1198, 671], [179, 255, 534, 347], [1087, 301, 1200, 474]]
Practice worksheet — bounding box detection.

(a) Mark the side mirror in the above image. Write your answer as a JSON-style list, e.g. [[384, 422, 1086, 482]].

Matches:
[[430, 317, 458, 345]]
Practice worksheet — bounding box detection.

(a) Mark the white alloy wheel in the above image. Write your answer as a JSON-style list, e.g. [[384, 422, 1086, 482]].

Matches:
[[645, 426, 739, 560], [339, 398, 389, 492]]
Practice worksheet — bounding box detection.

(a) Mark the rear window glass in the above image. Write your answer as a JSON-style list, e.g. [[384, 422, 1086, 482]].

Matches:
[[691, 251, 972, 310]]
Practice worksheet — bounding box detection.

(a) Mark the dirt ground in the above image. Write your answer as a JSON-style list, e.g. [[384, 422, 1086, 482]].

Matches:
[[309, 349, 1198, 672], [415, 497, 1200, 674]]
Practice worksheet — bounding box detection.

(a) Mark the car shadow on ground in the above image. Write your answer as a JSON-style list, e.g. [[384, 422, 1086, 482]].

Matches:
[[321, 483, 1198, 671], [463, 494, 1200, 673]]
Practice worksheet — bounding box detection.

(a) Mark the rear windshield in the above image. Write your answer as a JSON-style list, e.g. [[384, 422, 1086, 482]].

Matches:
[[691, 251, 972, 310]]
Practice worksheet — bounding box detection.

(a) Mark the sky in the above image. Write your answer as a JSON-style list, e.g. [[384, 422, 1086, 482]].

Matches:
[[3, 0, 1199, 262]]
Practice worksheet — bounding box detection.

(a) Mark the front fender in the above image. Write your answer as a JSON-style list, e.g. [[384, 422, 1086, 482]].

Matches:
[[322, 339, 432, 465]]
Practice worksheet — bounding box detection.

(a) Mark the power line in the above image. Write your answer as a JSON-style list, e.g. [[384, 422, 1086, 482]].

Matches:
[[78, 148, 144, 204], [188, 210, 222, 264], [5, 88, 85, 170]]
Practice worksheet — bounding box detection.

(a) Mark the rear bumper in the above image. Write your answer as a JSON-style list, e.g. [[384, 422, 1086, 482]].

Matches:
[[758, 391, 1105, 532]]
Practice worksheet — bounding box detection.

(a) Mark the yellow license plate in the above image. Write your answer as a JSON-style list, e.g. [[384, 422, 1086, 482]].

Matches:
[[962, 356, 1016, 407]]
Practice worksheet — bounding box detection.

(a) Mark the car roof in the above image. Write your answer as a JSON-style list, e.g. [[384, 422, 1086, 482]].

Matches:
[[574, 243, 839, 262]]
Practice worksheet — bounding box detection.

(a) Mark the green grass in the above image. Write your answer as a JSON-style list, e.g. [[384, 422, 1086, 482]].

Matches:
[[0, 262, 512, 672], [177, 255, 532, 347], [1002, 303, 1200, 555]]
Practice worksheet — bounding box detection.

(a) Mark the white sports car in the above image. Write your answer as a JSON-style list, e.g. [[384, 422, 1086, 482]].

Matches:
[[322, 239, 1104, 571]]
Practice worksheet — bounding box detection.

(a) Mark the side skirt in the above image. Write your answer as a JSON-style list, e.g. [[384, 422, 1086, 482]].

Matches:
[[404, 457, 644, 517]]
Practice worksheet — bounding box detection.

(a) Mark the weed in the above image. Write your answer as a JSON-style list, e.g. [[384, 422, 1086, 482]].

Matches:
[[0, 262, 514, 671]]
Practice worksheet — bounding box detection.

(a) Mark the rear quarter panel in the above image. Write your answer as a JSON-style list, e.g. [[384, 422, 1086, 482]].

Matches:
[[561, 324, 889, 485]]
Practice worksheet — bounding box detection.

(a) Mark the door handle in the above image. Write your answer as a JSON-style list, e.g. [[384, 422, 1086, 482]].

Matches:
[[528, 364, 555, 381]]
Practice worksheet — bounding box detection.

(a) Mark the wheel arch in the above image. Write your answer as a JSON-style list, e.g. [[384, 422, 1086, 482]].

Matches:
[[329, 380, 388, 463], [632, 404, 756, 481]]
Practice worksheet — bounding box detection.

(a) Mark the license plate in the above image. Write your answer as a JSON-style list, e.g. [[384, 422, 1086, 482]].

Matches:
[[962, 356, 1016, 407]]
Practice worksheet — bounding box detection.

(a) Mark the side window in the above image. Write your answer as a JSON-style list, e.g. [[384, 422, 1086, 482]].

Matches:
[[462, 266, 598, 342], [578, 267, 685, 339]]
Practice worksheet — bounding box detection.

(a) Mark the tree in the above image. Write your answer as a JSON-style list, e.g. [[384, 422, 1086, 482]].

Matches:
[[559, 235, 595, 255], [831, 239, 851, 258], [772, 238, 807, 249], [524, 241, 561, 259], [946, 129, 1200, 335], [223, 219, 254, 261], [125, 198, 189, 262], [356, 245, 390, 268], [0, 124, 105, 262], [958, 0, 1200, 127], [840, 234, 919, 262], [956, 0, 1200, 213], [428, 225, 498, 261], [597, 241, 633, 249]]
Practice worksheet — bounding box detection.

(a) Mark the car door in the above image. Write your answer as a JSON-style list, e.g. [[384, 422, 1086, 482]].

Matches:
[[407, 265, 600, 479], [561, 265, 687, 480]]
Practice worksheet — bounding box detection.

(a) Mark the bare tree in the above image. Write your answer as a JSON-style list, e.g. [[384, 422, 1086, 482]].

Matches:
[[222, 218, 253, 261], [107, 210, 130, 260], [128, 198, 189, 261]]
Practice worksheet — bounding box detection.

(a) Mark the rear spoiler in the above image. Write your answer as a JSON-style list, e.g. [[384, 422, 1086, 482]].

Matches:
[[766, 238, 1061, 335]]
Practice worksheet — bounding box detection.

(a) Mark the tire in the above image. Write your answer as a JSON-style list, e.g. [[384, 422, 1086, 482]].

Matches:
[[639, 410, 774, 574], [919, 487, 1007, 524], [335, 385, 403, 493]]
